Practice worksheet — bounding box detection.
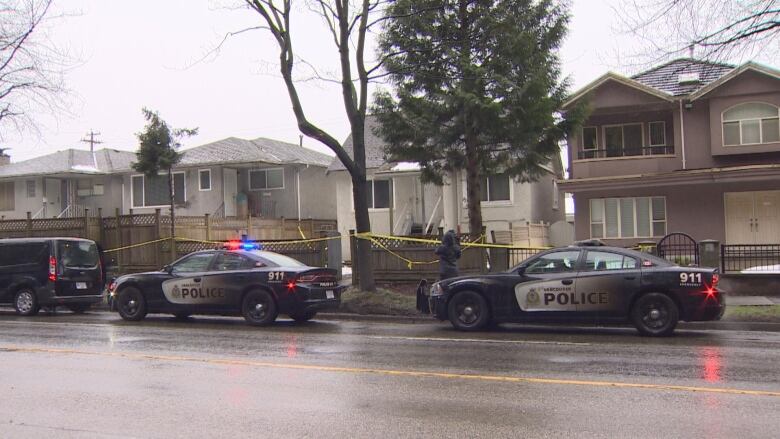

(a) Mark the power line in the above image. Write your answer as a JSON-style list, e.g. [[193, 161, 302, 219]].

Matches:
[[80, 130, 103, 153]]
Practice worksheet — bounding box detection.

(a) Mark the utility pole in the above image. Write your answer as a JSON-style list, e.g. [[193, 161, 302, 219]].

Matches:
[[80, 130, 103, 153]]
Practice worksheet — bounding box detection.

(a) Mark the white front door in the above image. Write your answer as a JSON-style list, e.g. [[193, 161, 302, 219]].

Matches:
[[725, 190, 780, 244], [223, 168, 237, 217], [44, 178, 61, 218]]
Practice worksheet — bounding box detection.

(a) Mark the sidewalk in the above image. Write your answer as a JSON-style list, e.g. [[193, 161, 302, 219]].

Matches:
[[726, 295, 780, 305]]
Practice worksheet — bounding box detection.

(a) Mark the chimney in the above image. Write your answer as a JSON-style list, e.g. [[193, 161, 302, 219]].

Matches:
[[299, 134, 303, 147], [0, 149, 10, 166]]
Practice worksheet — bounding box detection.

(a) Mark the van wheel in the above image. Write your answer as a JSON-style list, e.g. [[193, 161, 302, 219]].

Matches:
[[289, 310, 317, 323], [242, 289, 278, 326], [14, 288, 40, 316], [116, 287, 147, 321], [66, 304, 91, 314], [447, 290, 490, 331], [631, 293, 679, 337]]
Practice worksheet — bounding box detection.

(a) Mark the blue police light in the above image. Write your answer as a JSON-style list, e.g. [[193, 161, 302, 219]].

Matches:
[[225, 240, 262, 251]]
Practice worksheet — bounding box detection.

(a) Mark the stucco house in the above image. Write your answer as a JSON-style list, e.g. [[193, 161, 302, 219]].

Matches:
[[328, 116, 566, 258], [559, 59, 780, 247], [0, 137, 337, 221]]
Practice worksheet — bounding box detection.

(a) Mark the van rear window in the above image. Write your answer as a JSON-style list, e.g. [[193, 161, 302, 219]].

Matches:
[[58, 240, 99, 268]]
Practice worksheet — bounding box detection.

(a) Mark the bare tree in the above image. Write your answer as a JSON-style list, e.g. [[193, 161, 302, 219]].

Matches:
[[240, 0, 389, 292], [0, 0, 69, 136], [616, 0, 779, 63]]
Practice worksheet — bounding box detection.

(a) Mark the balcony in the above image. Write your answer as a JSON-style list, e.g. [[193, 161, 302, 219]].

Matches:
[[577, 145, 675, 160]]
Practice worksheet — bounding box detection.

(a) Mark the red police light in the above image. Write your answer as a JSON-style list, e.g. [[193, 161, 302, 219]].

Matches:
[[286, 280, 296, 291], [225, 240, 241, 250]]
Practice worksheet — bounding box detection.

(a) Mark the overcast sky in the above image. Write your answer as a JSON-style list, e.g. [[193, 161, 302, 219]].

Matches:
[[0, 0, 731, 162]]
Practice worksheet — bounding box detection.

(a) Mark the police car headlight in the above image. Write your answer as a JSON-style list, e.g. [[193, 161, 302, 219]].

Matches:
[[430, 283, 444, 297]]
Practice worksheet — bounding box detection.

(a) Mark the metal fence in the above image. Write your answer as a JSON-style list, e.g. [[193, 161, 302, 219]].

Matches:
[[721, 244, 780, 273], [657, 232, 700, 266]]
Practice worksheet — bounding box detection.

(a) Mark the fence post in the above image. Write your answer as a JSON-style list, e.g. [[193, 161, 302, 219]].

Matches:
[[326, 231, 342, 279], [115, 208, 122, 273], [490, 247, 509, 273], [699, 239, 721, 269], [205, 213, 211, 241], [83, 208, 90, 237], [247, 214, 252, 239], [97, 208, 104, 244], [349, 229, 358, 286], [155, 208, 162, 269], [26, 211, 32, 237]]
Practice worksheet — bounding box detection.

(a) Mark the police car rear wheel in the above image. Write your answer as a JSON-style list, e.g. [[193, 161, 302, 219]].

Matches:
[[631, 293, 678, 337], [242, 290, 278, 326], [14, 288, 40, 316], [117, 287, 147, 321], [289, 310, 317, 323], [448, 290, 490, 331]]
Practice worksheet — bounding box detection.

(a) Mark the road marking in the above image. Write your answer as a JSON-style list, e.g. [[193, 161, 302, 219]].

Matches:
[[367, 335, 592, 346], [2, 345, 779, 398]]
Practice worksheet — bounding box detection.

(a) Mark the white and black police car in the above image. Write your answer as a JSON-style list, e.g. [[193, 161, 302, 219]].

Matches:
[[108, 241, 344, 326], [420, 241, 724, 336]]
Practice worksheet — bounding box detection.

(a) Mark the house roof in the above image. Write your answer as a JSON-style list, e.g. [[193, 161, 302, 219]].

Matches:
[[0, 148, 136, 178], [688, 61, 780, 100], [328, 116, 388, 172], [631, 58, 735, 96], [180, 137, 333, 168]]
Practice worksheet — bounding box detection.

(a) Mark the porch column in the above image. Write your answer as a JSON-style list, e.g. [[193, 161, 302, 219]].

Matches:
[[441, 171, 459, 232]]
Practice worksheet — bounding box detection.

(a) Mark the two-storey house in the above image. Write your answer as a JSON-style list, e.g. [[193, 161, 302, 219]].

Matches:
[[560, 59, 780, 247]]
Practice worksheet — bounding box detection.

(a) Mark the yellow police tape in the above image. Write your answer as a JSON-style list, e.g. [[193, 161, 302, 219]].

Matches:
[[102, 232, 549, 270]]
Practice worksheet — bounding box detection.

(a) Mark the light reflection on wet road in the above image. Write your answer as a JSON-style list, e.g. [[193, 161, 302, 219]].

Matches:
[[0, 310, 778, 438]]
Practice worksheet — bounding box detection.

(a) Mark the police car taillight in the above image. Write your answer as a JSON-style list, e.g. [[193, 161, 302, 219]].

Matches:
[[48, 256, 57, 282], [296, 273, 337, 284], [108, 279, 117, 295], [711, 273, 719, 288]]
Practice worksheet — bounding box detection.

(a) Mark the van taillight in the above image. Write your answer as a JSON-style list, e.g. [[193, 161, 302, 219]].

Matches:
[[48, 256, 57, 282], [711, 273, 719, 288]]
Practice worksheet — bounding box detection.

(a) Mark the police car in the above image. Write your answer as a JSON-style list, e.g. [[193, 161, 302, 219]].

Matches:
[[419, 242, 724, 336], [108, 242, 344, 326]]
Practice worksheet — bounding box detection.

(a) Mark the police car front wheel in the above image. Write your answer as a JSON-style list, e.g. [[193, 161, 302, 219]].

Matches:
[[448, 290, 490, 331], [242, 289, 278, 326], [631, 292, 679, 337], [116, 287, 147, 321]]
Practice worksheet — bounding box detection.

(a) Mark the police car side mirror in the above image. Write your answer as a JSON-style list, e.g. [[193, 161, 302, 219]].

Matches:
[[516, 265, 526, 275], [162, 264, 172, 273]]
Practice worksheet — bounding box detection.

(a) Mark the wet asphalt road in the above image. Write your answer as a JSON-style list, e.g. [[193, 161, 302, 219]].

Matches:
[[0, 310, 779, 438]]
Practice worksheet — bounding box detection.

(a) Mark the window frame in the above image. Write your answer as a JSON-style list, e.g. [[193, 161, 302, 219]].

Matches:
[[131, 171, 187, 208], [602, 123, 644, 157], [248, 167, 285, 191], [480, 173, 512, 205], [0, 181, 15, 211], [368, 178, 393, 210], [198, 169, 212, 192], [589, 196, 667, 239], [722, 102, 780, 146], [171, 252, 216, 274], [648, 121, 667, 146], [583, 250, 639, 272], [581, 126, 598, 151]]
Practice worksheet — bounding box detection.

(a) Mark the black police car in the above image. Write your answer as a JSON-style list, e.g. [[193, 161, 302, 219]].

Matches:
[[419, 243, 724, 336], [109, 245, 344, 326]]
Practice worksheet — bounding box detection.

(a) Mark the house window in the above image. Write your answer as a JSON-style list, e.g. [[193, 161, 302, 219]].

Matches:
[[723, 103, 780, 146], [480, 173, 511, 202], [590, 196, 666, 239], [604, 124, 643, 157], [368, 179, 392, 209], [131, 173, 185, 208], [582, 127, 598, 150], [552, 180, 559, 210], [26, 180, 35, 198], [648, 121, 666, 146], [199, 169, 211, 191], [249, 168, 284, 190], [0, 181, 14, 211]]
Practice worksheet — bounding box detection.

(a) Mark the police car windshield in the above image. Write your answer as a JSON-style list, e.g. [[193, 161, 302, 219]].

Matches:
[[248, 251, 307, 268]]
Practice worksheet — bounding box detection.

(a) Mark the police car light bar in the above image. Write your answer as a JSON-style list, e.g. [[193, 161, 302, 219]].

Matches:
[[224, 240, 262, 251]]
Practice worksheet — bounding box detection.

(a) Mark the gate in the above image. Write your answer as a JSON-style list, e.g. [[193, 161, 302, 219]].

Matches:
[[657, 232, 699, 266]]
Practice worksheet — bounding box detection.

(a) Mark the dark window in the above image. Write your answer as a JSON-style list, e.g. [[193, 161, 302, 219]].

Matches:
[[525, 251, 580, 274], [249, 168, 284, 190], [0, 243, 48, 267], [0, 181, 14, 211], [213, 252, 253, 271], [649, 122, 666, 146], [480, 173, 511, 202], [582, 127, 598, 150], [584, 251, 637, 271], [366, 179, 392, 209], [199, 169, 211, 191], [132, 173, 185, 207], [57, 240, 99, 268], [172, 253, 214, 274]]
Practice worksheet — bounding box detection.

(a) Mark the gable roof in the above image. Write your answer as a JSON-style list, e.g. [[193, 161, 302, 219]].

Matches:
[[179, 137, 333, 168], [328, 116, 387, 172], [631, 58, 734, 96], [561, 72, 675, 109], [688, 61, 780, 100], [0, 148, 136, 178]]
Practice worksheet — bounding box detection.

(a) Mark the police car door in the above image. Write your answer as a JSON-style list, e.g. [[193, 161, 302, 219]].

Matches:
[[515, 250, 582, 314], [162, 252, 218, 310], [208, 251, 257, 310], [574, 250, 641, 318]]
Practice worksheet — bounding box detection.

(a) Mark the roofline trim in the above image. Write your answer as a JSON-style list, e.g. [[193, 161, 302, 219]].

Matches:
[[689, 62, 780, 101], [561, 72, 675, 109]]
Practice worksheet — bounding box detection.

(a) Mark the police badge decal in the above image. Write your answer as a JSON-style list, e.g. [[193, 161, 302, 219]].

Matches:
[[527, 288, 540, 305]]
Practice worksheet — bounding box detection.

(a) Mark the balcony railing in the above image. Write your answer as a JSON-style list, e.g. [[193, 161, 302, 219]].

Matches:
[[578, 145, 674, 160]]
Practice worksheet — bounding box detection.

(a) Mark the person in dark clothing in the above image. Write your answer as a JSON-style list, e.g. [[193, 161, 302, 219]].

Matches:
[[435, 230, 462, 280]]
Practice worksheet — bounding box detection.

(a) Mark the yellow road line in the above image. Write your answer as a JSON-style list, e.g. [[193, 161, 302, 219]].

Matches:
[[2, 345, 779, 397]]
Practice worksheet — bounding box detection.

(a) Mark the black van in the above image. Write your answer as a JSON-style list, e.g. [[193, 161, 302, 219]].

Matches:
[[0, 238, 105, 315]]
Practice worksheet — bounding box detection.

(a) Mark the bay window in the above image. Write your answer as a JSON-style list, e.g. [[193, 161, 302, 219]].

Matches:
[[723, 103, 780, 146], [590, 196, 666, 239]]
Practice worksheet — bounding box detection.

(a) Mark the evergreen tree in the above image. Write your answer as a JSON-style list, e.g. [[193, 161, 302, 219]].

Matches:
[[374, 0, 585, 234], [133, 108, 197, 247]]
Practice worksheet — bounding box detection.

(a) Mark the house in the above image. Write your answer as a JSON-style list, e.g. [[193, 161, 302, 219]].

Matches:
[[559, 59, 780, 247], [327, 116, 566, 259], [0, 137, 337, 222]]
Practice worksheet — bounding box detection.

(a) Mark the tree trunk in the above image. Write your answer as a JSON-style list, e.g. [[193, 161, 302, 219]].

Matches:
[[351, 171, 376, 292], [168, 167, 175, 262]]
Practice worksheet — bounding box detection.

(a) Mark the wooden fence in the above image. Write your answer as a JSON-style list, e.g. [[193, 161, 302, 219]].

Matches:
[[0, 209, 335, 274]]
